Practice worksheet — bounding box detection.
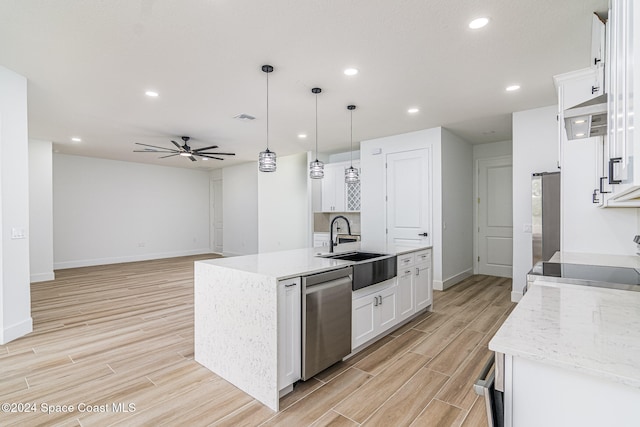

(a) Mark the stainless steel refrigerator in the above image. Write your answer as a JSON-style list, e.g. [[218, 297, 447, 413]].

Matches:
[[532, 172, 561, 265]]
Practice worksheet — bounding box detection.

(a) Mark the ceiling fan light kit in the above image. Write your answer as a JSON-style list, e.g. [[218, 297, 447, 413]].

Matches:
[[133, 135, 235, 162], [345, 105, 359, 183], [309, 87, 324, 179], [259, 64, 277, 172]]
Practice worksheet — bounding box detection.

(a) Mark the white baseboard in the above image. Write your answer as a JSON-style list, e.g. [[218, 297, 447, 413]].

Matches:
[[434, 268, 474, 291], [30, 272, 55, 283], [511, 291, 524, 303], [1, 317, 33, 345], [53, 248, 215, 270]]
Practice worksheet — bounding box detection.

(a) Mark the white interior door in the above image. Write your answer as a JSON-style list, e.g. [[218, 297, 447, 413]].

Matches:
[[477, 156, 513, 277], [386, 149, 431, 247], [211, 177, 223, 254]]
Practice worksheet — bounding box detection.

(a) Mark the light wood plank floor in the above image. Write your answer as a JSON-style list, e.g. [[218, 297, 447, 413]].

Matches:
[[0, 255, 515, 426]]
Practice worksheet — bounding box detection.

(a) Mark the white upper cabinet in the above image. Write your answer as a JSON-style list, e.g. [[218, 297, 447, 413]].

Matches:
[[319, 161, 361, 212], [604, 0, 640, 204], [592, 13, 606, 95]]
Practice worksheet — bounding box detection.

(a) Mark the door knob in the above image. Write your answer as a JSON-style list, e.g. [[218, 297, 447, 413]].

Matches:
[[418, 232, 428, 237]]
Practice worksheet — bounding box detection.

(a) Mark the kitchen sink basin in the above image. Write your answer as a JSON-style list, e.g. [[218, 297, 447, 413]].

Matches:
[[321, 251, 389, 262], [318, 252, 397, 290]]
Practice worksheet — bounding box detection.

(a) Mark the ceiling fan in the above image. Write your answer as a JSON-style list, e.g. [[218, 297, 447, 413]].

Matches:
[[133, 136, 235, 162]]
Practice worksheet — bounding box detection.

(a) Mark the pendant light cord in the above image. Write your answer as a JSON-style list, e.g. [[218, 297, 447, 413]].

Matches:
[[266, 70, 269, 150], [350, 109, 353, 167], [315, 93, 318, 160]]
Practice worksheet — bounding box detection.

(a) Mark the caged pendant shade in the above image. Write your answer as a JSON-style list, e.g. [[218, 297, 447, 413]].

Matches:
[[258, 65, 276, 172], [345, 105, 359, 183], [309, 87, 324, 179]]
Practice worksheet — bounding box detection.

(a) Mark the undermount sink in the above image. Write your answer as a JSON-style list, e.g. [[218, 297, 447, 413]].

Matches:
[[321, 251, 389, 262]]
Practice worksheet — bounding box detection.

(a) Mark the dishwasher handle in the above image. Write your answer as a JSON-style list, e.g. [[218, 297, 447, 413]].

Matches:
[[304, 276, 352, 295]]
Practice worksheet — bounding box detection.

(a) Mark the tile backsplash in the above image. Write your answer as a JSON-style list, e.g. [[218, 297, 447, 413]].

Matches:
[[314, 212, 361, 234]]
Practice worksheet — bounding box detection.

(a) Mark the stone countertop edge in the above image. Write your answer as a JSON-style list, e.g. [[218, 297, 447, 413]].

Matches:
[[489, 280, 640, 390]]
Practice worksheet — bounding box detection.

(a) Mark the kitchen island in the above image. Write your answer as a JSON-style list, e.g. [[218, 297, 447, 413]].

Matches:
[[489, 280, 640, 427], [194, 244, 431, 411]]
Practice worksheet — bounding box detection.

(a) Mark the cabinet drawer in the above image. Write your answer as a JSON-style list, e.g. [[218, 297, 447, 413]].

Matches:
[[397, 253, 415, 268], [414, 249, 431, 265]]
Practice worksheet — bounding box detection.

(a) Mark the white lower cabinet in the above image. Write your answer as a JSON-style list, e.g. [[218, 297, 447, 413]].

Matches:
[[414, 249, 433, 311], [277, 277, 301, 391], [352, 280, 397, 349], [396, 267, 415, 322]]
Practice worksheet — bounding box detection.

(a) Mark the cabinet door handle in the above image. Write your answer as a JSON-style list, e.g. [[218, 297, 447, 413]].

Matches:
[[609, 158, 623, 184], [418, 232, 428, 237], [592, 189, 600, 204], [599, 177, 611, 194], [378, 295, 382, 305], [592, 85, 599, 95], [374, 296, 378, 307], [285, 283, 297, 288], [405, 270, 411, 275], [416, 267, 420, 276]]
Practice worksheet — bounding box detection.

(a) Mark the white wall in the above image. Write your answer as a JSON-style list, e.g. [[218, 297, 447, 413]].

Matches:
[[258, 152, 309, 253], [29, 139, 54, 282], [223, 162, 258, 256], [473, 140, 512, 160], [53, 154, 211, 268], [0, 66, 32, 344], [512, 106, 559, 300], [441, 129, 474, 287], [562, 138, 638, 254]]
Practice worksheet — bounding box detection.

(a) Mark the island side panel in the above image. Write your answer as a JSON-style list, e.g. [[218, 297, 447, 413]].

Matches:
[[194, 262, 279, 411]]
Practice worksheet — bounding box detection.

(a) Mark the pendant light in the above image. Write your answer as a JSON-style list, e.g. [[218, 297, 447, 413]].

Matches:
[[309, 87, 324, 179], [258, 65, 276, 172], [345, 105, 359, 183]]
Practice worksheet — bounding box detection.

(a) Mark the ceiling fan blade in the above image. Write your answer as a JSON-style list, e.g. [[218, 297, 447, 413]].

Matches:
[[171, 140, 183, 150], [135, 142, 179, 151], [198, 152, 235, 156], [192, 145, 219, 152], [197, 153, 225, 161], [159, 153, 180, 159], [189, 155, 197, 162], [133, 149, 176, 153]]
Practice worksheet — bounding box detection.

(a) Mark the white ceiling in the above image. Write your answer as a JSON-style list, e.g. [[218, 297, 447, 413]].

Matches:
[[0, 0, 607, 170]]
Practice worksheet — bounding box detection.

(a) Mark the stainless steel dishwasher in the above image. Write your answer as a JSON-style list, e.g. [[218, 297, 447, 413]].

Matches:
[[301, 266, 352, 380]]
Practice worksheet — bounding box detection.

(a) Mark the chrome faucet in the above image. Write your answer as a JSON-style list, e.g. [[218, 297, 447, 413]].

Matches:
[[329, 215, 351, 253]]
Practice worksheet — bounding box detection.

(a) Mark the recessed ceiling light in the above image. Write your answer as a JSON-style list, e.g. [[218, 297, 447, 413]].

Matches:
[[574, 119, 586, 124], [344, 68, 359, 76], [71, 137, 82, 142], [407, 108, 419, 114], [201, 157, 209, 161], [506, 85, 521, 92], [298, 134, 307, 139], [469, 17, 489, 29], [575, 133, 585, 137], [145, 90, 159, 97]]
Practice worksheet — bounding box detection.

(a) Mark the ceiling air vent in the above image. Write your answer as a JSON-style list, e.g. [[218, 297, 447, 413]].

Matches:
[[233, 113, 256, 121]]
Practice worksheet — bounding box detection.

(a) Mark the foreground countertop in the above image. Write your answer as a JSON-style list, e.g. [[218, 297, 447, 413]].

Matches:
[[489, 280, 640, 389], [196, 243, 431, 280]]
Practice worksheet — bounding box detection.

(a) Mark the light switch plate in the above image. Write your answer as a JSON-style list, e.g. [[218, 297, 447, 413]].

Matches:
[[11, 227, 26, 239]]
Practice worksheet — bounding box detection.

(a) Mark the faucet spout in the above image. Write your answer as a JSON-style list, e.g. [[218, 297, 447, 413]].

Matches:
[[329, 215, 352, 253]]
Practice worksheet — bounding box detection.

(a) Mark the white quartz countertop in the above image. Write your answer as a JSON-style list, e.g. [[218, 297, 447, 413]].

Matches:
[[196, 243, 431, 280], [489, 280, 640, 389], [549, 251, 640, 269]]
